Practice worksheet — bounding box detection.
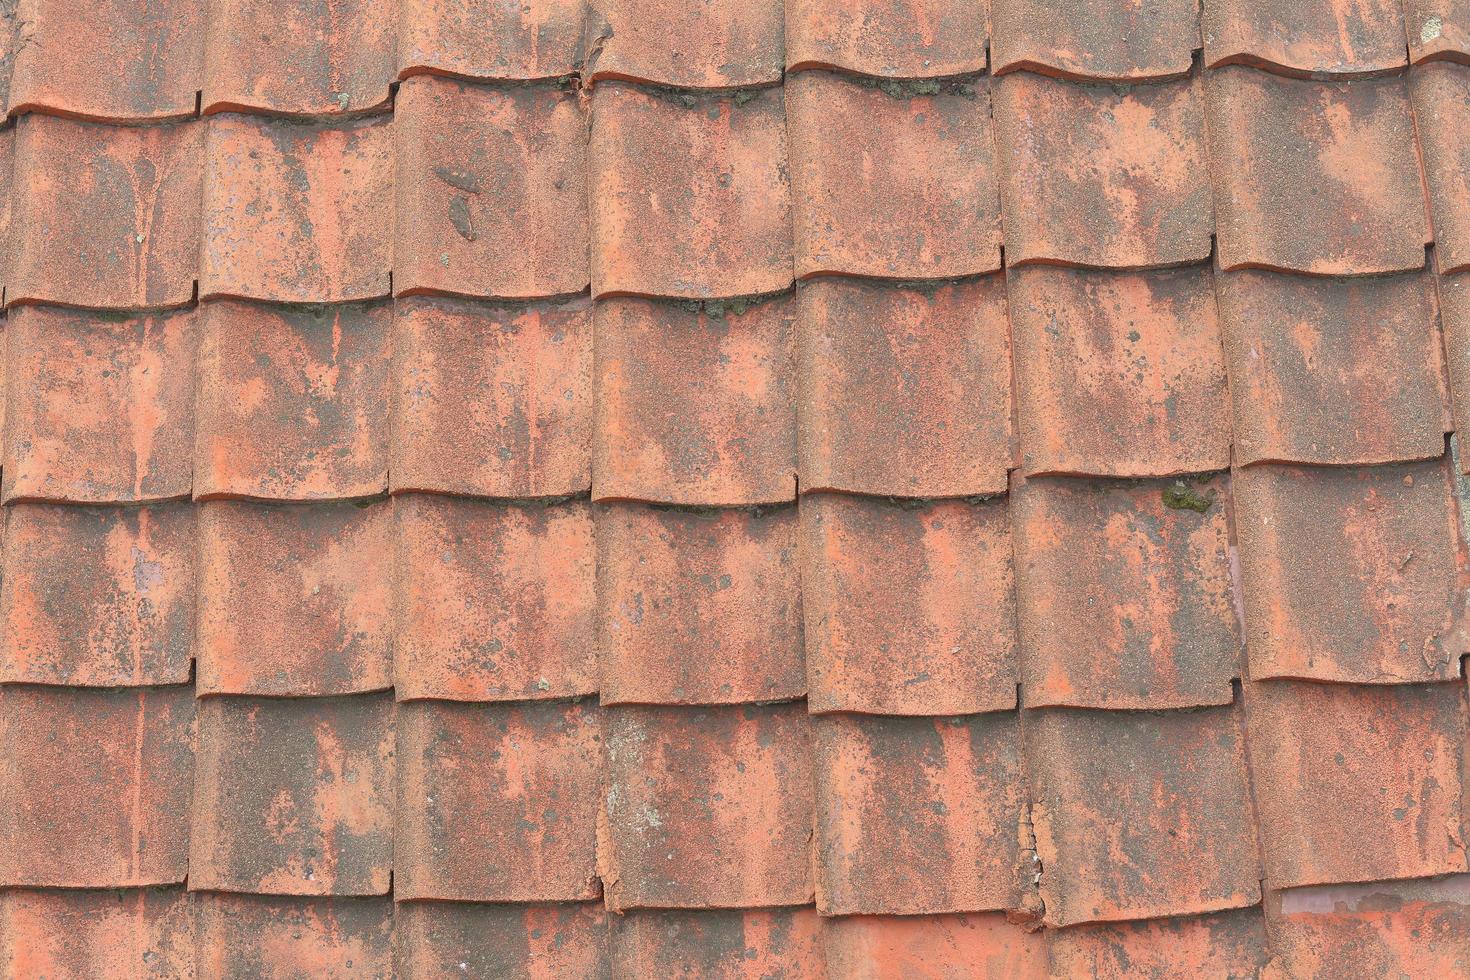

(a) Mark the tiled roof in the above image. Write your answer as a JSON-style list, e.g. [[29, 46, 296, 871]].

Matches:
[[0, 2, 1466, 978]]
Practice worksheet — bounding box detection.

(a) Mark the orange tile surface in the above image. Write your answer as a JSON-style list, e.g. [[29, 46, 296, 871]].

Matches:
[[3, 3, 1467, 974]]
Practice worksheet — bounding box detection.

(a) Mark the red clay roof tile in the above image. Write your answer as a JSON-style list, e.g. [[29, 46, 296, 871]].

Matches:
[[8, 114, 202, 309], [800, 493, 1016, 716], [395, 698, 601, 902], [194, 892, 392, 978], [395, 493, 596, 702], [1008, 263, 1231, 478], [1246, 679, 1468, 888], [1233, 460, 1464, 684], [0, 502, 195, 687], [397, 0, 585, 81], [1411, 62, 1470, 275], [9, 0, 204, 120], [1202, 0, 1407, 75], [396, 901, 610, 979], [394, 76, 588, 301], [195, 299, 388, 502], [611, 909, 821, 979], [1206, 67, 1428, 276], [590, 0, 784, 88], [1013, 472, 1241, 710], [1217, 268, 1446, 467], [200, 113, 392, 303], [589, 83, 792, 299], [1046, 907, 1271, 979], [1406, 0, 1470, 63], [197, 499, 392, 697], [189, 693, 395, 896], [797, 276, 1012, 497], [597, 501, 803, 705], [3, 304, 196, 503], [820, 913, 1047, 980], [0, 887, 194, 979], [593, 294, 796, 505], [1265, 875, 1470, 978], [1438, 269, 1470, 452], [815, 712, 1024, 916], [0, 125, 13, 296], [0, 684, 194, 888], [992, 73, 1211, 269], [991, 0, 1199, 81], [391, 294, 592, 498], [1025, 704, 1262, 926], [787, 71, 1001, 280], [601, 702, 814, 910], [202, 0, 394, 115], [784, 0, 990, 77]]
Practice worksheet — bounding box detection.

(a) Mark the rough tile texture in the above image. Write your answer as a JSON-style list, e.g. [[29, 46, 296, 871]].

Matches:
[[8, 3, 1470, 972]]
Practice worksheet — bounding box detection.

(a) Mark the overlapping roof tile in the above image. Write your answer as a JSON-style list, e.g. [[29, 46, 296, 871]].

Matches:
[[7, 1, 1470, 973]]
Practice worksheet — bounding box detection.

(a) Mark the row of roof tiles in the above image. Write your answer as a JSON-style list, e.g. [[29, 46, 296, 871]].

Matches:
[[3, 461, 1465, 700], [4, 684, 1465, 918], [0, 271, 1460, 510], [0, 62, 1467, 310], [7, 885, 1466, 979], [5, 0, 1470, 122]]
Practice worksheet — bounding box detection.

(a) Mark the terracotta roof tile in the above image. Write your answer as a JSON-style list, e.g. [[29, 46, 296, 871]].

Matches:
[[194, 892, 392, 978], [195, 298, 389, 501], [593, 294, 796, 506], [8, 0, 203, 120], [611, 908, 822, 979], [395, 493, 596, 702], [200, 113, 392, 303], [1405, 0, 1470, 63], [1008, 263, 1231, 478], [991, 0, 1199, 82], [397, 0, 585, 81], [197, 499, 392, 697], [1245, 679, 1468, 889], [9, 114, 202, 309], [1411, 62, 1470, 275], [784, 0, 990, 77], [601, 702, 814, 910], [1013, 472, 1241, 710], [1046, 907, 1271, 979], [0, 684, 194, 888], [800, 492, 1016, 716], [1206, 67, 1428, 276], [0, 125, 13, 295], [189, 693, 395, 896], [202, 0, 394, 116], [394, 75, 588, 301], [3, 304, 196, 503], [589, 83, 792, 300], [1025, 704, 1262, 926], [819, 913, 1047, 979], [787, 71, 1001, 280], [395, 698, 601, 902], [590, 0, 784, 88], [1201, 0, 1407, 75], [0, 887, 194, 979], [1217, 268, 1446, 467], [1437, 270, 1470, 449], [391, 294, 591, 498], [797, 275, 1012, 497], [815, 712, 1024, 915], [596, 501, 802, 705], [396, 901, 610, 979], [1233, 460, 1464, 684], [0, 502, 195, 687], [1264, 875, 1470, 978], [993, 73, 1211, 269]]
